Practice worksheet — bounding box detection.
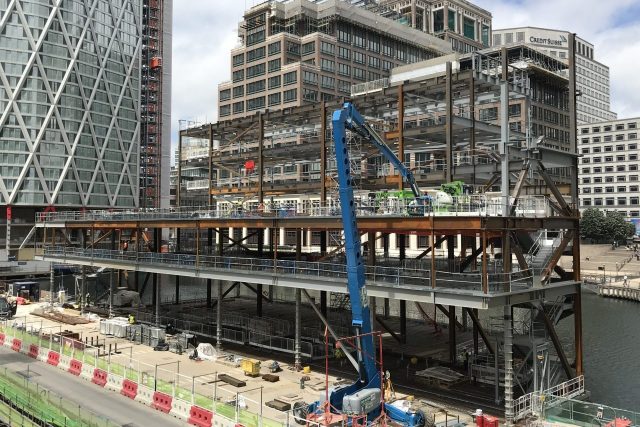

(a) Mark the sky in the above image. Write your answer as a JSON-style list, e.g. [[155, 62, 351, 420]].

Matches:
[[171, 0, 640, 148]]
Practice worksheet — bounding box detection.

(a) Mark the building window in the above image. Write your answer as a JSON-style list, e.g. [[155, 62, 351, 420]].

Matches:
[[581, 148, 589, 154], [616, 134, 625, 141], [592, 126, 600, 132], [268, 41, 281, 56], [630, 154, 638, 161], [320, 75, 335, 89], [268, 58, 281, 73], [594, 177, 602, 183], [247, 30, 265, 46], [232, 69, 244, 83], [493, 34, 502, 45], [582, 177, 590, 184], [338, 46, 350, 60], [616, 124, 625, 130], [268, 93, 281, 106], [353, 67, 366, 81], [629, 134, 638, 140], [583, 198, 592, 206], [321, 41, 335, 55], [302, 89, 317, 102], [219, 104, 231, 117], [606, 197, 615, 206], [604, 146, 613, 152], [629, 123, 638, 129], [618, 176, 627, 182], [463, 17, 475, 40], [246, 63, 266, 78], [321, 58, 335, 72], [232, 101, 244, 114], [618, 186, 627, 193], [583, 188, 591, 194], [246, 79, 265, 95], [631, 197, 640, 205], [220, 89, 231, 101], [302, 42, 315, 55], [630, 185, 639, 192], [232, 86, 244, 98], [337, 79, 351, 94], [605, 186, 614, 193], [593, 167, 602, 173], [353, 51, 365, 65], [581, 167, 590, 174], [233, 53, 244, 67], [353, 28, 366, 48], [482, 25, 490, 46], [283, 88, 297, 103], [247, 96, 265, 111], [283, 71, 297, 86], [337, 63, 350, 77], [479, 107, 498, 121], [433, 9, 444, 32], [287, 41, 300, 56], [368, 56, 380, 69], [303, 70, 317, 85], [382, 60, 394, 71], [246, 47, 266, 63], [631, 175, 639, 182], [616, 144, 625, 151], [268, 75, 281, 89]]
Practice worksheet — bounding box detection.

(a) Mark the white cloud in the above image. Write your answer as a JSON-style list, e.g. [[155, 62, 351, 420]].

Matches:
[[170, 0, 640, 155]]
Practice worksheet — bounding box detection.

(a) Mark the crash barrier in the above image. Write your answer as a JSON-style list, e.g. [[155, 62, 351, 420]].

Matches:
[[188, 405, 214, 427], [92, 368, 108, 387], [47, 350, 60, 366], [152, 391, 173, 413], [121, 379, 138, 399], [0, 323, 292, 427], [28, 344, 39, 358], [68, 359, 82, 376]]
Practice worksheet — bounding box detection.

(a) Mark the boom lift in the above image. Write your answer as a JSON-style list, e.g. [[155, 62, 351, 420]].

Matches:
[[293, 103, 426, 426]]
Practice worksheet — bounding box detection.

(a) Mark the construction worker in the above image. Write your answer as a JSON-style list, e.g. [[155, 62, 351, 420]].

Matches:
[[128, 313, 135, 325]]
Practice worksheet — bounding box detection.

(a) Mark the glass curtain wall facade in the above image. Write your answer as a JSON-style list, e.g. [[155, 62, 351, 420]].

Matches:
[[0, 0, 142, 209]]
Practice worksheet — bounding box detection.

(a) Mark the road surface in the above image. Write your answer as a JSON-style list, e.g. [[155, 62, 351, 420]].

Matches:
[[0, 346, 186, 426]]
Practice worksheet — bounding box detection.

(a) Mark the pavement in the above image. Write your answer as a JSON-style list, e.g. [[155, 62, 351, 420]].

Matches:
[[0, 345, 186, 426], [5, 301, 477, 426]]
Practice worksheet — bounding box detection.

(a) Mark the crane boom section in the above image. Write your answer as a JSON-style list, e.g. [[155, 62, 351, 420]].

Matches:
[[340, 103, 421, 200]]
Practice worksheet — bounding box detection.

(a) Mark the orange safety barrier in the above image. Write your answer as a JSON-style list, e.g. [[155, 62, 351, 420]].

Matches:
[[188, 405, 214, 427], [152, 391, 172, 413], [11, 338, 21, 352], [47, 351, 60, 366], [28, 344, 39, 358], [68, 359, 82, 376], [121, 379, 138, 399], [91, 368, 108, 387], [0, 333, 5, 345]]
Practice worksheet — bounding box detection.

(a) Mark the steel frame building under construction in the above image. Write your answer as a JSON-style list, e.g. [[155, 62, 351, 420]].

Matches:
[[35, 41, 585, 425]]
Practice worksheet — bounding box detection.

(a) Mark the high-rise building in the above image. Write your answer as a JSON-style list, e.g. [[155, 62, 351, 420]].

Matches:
[[140, 0, 171, 209], [492, 27, 617, 124], [0, 0, 143, 256], [376, 0, 492, 53], [578, 118, 640, 217], [218, 0, 452, 121]]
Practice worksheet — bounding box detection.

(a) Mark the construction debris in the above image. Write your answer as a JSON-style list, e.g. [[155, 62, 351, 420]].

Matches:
[[31, 308, 92, 325]]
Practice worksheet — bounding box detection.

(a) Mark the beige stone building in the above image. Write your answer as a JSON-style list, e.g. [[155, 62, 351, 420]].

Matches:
[[218, 0, 452, 121]]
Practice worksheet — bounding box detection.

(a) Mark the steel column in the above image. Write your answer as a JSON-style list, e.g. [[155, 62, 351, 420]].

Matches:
[[445, 62, 453, 183], [208, 123, 214, 206], [398, 84, 405, 191], [258, 112, 264, 204], [504, 305, 514, 426], [400, 300, 407, 344], [216, 281, 222, 351], [177, 133, 183, 207], [295, 288, 301, 370], [449, 305, 456, 366], [574, 285, 583, 376], [500, 47, 510, 217]]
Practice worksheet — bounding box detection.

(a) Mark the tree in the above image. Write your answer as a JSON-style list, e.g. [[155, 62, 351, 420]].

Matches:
[[580, 208, 606, 242], [581, 208, 635, 243], [604, 211, 635, 243]]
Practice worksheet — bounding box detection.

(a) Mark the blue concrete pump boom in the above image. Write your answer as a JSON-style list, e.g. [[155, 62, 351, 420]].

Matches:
[[292, 102, 426, 426]]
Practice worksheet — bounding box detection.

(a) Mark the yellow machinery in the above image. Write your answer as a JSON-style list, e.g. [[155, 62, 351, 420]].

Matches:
[[241, 359, 261, 377]]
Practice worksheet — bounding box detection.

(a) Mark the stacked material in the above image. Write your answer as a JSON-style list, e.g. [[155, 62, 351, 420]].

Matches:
[[99, 317, 130, 337], [126, 323, 166, 346]]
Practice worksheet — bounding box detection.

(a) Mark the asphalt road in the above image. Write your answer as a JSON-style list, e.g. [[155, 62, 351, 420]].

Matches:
[[0, 346, 186, 427]]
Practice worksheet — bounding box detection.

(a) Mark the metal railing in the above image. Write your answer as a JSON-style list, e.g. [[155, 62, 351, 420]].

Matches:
[[41, 246, 535, 293], [513, 375, 585, 421], [36, 195, 554, 223]]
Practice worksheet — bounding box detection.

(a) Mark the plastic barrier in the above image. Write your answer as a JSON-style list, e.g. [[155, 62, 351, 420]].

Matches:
[[0, 333, 5, 346], [92, 368, 108, 387], [121, 379, 138, 399], [68, 359, 83, 376], [188, 405, 214, 427], [47, 351, 60, 367], [152, 391, 172, 413], [28, 344, 39, 359], [11, 338, 21, 352]]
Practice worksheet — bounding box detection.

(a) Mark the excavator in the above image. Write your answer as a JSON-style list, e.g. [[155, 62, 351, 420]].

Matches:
[[292, 103, 427, 426]]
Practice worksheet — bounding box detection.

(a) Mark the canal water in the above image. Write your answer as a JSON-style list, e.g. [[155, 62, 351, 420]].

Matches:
[[558, 291, 640, 411]]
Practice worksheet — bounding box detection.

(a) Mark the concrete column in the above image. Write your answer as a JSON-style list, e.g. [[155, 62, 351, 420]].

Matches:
[[216, 281, 222, 351], [294, 288, 301, 370]]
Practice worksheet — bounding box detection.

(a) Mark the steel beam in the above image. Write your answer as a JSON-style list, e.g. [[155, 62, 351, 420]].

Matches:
[[465, 308, 495, 354], [509, 161, 530, 216], [374, 315, 402, 343], [445, 61, 453, 182], [414, 302, 439, 333], [536, 160, 572, 216], [541, 305, 574, 379], [449, 305, 456, 366], [416, 235, 446, 260], [541, 230, 574, 283]]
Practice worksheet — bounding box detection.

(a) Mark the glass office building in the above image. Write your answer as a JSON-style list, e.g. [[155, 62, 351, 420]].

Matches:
[[0, 0, 142, 209]]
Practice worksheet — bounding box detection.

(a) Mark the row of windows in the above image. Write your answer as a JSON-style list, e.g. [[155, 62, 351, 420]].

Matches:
[[582, 198, 640, 207], [581, 185, 640, 192], [580, 174, 639, 183], [580, 134, 638, 143], [581, 123, 637, 134], [580, 157, 639, 166], [219, 89, 298, 117]]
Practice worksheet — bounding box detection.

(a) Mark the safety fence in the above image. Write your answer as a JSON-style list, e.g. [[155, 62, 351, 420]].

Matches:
[[42, 246, 535, 293], [0, 321, 308, 427], [0, 358, 119, 426], [36, 194, 554, 223], [512, 375, 585, 421]]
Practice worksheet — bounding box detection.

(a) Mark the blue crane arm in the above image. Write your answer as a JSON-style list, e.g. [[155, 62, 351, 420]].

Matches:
[[339, 103, 422, 201], [332, 103, 380, 386]]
